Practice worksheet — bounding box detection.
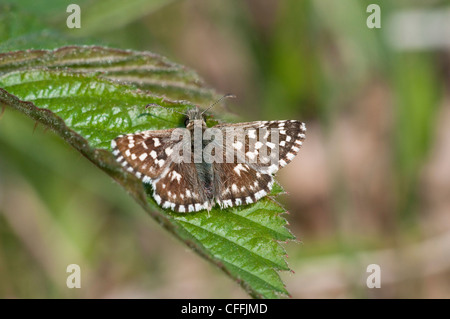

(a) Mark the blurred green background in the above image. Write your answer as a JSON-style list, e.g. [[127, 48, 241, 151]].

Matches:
[[1, 0, 450, 298]]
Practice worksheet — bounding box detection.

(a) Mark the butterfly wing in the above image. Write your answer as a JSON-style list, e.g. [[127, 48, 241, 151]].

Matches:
[[211, 120, 305, 208], [215, 120, 306, 174], [213, 162, 274, 209], [112, 129, 210, 213], [112, 129, 178, 181], [151, 161, 212, 212]]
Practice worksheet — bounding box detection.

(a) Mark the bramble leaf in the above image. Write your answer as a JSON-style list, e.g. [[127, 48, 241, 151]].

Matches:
[[0, 46, 294, 298]]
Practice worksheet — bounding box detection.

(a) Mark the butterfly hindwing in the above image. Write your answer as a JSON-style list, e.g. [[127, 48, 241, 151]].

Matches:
[[151, 161, 211, 212], [213, 162, 273, 209]]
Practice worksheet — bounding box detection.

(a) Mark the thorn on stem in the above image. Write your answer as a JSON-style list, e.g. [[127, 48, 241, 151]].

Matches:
[[33, 122, 39, 134]]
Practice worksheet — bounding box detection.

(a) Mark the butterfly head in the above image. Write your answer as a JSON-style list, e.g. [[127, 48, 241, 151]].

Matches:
[[184, 107, 206, 130], [183, 94, 236, 129]]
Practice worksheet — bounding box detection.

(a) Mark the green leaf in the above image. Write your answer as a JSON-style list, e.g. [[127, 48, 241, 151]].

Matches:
[[0, 46, 295, 298]]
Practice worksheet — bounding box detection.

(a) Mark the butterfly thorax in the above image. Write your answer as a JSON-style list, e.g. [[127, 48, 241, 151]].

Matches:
[[184, 108, 215, 202], [185, 107, 207, 130]]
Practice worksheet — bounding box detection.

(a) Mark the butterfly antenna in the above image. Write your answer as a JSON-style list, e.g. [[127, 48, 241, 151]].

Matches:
[[145, 103, 187, 116], [201, 94, 236, 115]]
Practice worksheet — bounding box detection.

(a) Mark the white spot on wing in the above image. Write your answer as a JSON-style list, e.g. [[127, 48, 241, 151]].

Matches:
[[233, 164, 247, 176], [255, 190, 267, 200], [246, 151, 257, 160], [165, 148, 173, 156], [156, 159, 165, 167], [232, 141, 243, 150], [170, 171, 182, 183], [139, 153, 148, 161], [267, 164, 278, 174], [142, 176, 152, 183], [223, 199, 232, 207], [248, 129, 257, 138]]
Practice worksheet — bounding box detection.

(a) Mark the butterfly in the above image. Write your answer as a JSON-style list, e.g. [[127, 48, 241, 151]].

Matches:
[[111, 100, 306, 213]]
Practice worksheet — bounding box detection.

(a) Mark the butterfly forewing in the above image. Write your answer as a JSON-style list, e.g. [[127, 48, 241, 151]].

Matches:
[[112, 129, 180, 181], [216, 120, 306, 175]]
